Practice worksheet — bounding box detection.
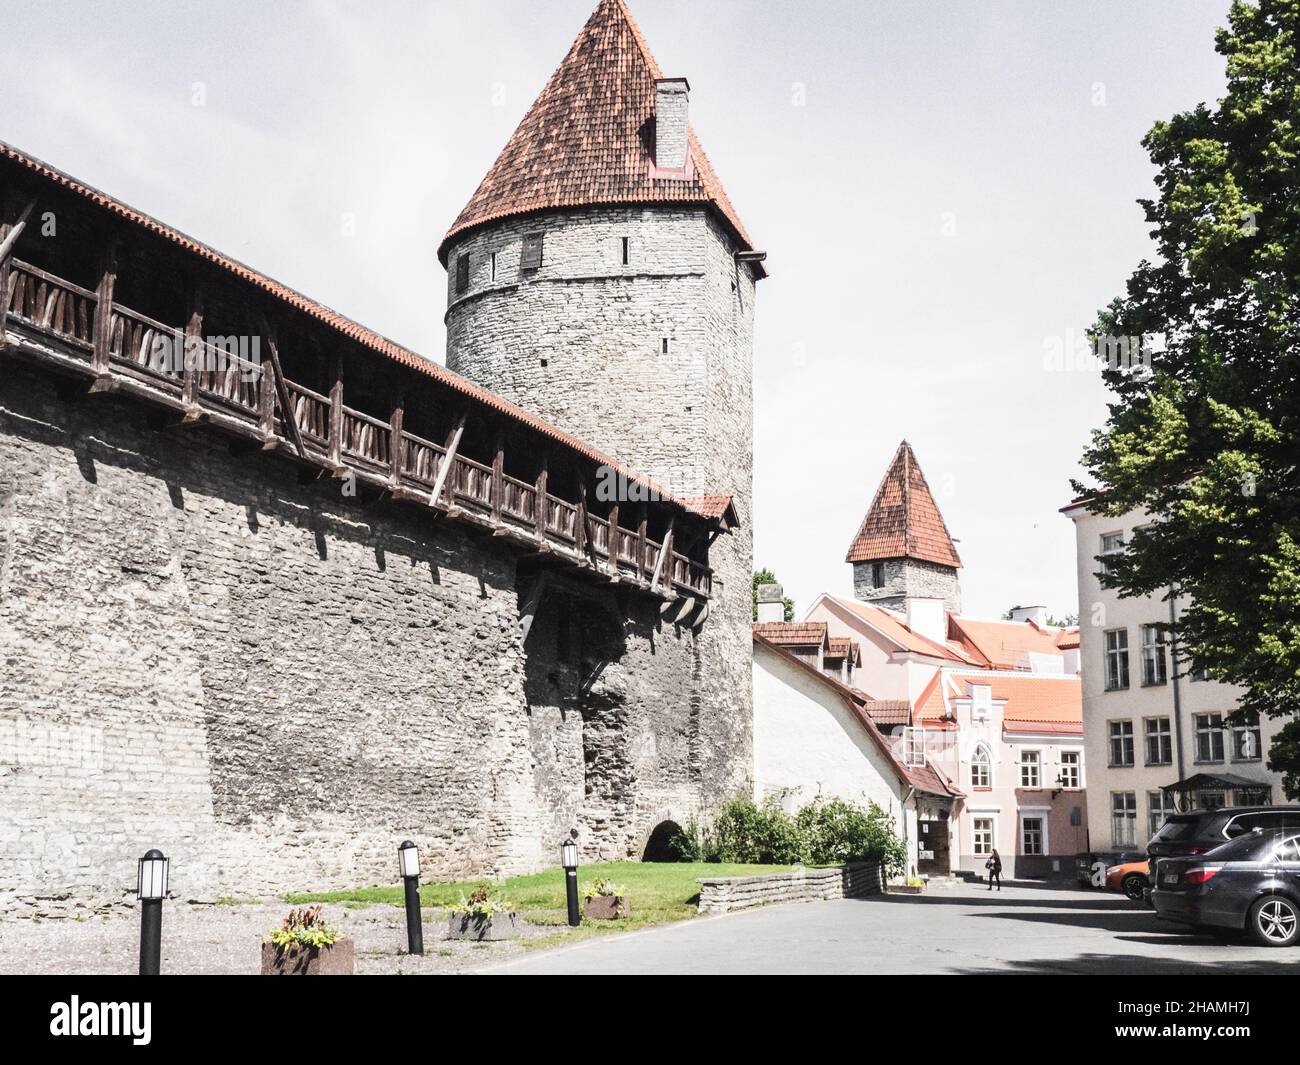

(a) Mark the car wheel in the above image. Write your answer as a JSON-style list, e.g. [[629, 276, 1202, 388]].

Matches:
[[1122, 874, 1147, 902], [1247, 895, 1300, 947]]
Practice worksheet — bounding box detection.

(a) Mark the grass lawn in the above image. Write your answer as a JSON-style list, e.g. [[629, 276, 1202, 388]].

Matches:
[[285, 861, 803, 948]]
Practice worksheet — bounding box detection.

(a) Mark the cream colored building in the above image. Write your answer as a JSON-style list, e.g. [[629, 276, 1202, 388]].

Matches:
[[1063, 502, 1287, 851]]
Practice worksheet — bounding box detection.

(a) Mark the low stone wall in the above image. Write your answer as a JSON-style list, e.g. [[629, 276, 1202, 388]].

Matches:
[[697, 861, 884, 915]]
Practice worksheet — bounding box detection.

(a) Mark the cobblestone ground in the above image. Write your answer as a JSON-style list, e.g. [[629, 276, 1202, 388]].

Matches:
[[0, 900, 570, 975]]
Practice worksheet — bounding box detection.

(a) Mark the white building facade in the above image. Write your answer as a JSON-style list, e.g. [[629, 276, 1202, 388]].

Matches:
[[1063, 502, 1288, 852]]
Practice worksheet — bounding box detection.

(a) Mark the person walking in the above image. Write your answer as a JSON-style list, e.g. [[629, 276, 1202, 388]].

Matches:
[[985, 848, 1003, 891]]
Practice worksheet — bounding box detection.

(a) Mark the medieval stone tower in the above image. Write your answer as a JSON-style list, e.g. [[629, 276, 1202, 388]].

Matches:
[[438, 0, 762, 806], [846, 441, 962, 612]]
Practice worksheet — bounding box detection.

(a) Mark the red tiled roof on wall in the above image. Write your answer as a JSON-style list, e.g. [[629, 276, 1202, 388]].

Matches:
[[845, 441, 961, 568], [0, 140, 725, 523], [438, 0, 761, 271]]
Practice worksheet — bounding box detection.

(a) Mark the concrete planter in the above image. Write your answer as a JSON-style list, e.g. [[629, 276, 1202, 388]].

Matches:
[[889, 884, 926, 895], [447, 911, 522, 941], [260, 937, 355, 975], [583, 894, 629, 920]]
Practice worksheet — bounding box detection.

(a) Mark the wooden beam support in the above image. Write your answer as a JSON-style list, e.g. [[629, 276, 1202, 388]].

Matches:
[[491, 428, 504, 524], [608, 502, 620, 571], [534, 453, 548, 540], [259, 316, 306, 458], [328, 351, 344, 470], [650, 515, 675, 593], [0, 197, 37, 265], [575, 480, 589, 562], [429, 411, 466, 507], [181, 286, 204, 413], [637, 506, 648, 582], [91, 240, 118, 379], [389, 403, 405, 487]]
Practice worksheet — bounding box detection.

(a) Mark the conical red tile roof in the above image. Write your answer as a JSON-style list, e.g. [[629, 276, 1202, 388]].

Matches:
[[438, 0, 759, 268], [845, 441, 961, 568]]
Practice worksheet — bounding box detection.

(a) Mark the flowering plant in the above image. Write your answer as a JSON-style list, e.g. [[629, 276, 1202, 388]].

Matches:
[[266, 905, 341, 950]]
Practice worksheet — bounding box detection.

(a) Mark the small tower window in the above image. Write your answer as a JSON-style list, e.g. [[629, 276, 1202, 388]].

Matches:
[[871, 562, 884, 588], [661, 337, 670, 355], [455, 253, 470, 294], [621, 236, 630, 265], [521, 232, 544, 271], [490, 252, 498, 281]]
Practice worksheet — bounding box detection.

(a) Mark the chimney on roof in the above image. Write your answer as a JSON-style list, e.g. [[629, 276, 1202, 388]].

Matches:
[[756, 582, 785, 623], [654, 78, 690, 170], [1009, 605, 1047, 628], [905, 596, 947, 646]]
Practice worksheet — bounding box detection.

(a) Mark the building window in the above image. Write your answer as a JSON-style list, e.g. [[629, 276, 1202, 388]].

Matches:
[[972, 817, 994, 856], [490, 251, 498, 281], [1139, 624, 1167, 686], [1148, 790, 1175, 838], [1231, 712, 1262, 762], [1059, 751, 1081, 789], [971, 745, 991, 788], [1020, 750, 1040, 788], [1111, 791, 1137, 847], [1194, 712, 1225, 763], [521, 232, 544, 271], [455, 253, 470, 294], [1144, 717, 1172, 766], [661, 337, 670, 355], [871, 562, 884, 588], [621, 235, 630, 265], [1190, 663, 1210, 682], [1104, 629, 1129, 690], [1198, 790, 1226, 811], [1099, 532, 1124, 576], [1021, 816, 1044, 856], [1108, 720, 1135, 768]]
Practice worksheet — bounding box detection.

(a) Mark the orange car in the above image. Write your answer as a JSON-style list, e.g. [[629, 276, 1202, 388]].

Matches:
[[1105, 859, 1150, 901]]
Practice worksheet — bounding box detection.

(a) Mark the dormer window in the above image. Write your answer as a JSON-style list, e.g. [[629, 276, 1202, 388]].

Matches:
[[521, 232, 544, 271], [455, 254, 470, 295], [971, 684, 992, 722]]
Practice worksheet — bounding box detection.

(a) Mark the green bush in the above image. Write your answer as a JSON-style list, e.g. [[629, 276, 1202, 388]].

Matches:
[[667, 795, 907, 876]]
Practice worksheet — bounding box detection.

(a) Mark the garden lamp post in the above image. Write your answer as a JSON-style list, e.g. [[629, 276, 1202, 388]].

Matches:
[[136, 848, 168, 976], [398, 840, 423, 956], [561, 834, 580, 927]]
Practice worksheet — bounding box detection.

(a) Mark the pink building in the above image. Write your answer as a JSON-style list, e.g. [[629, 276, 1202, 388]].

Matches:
[[797, 441, 1087, 880]]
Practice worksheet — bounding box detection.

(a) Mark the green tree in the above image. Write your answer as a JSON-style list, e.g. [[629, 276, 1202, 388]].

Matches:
[[752, 567, 795, 622], [1074, 1, 1300, 795]]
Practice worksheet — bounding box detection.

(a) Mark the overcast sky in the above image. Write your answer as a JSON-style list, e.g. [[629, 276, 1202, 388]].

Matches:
[[1, 0, 1232, 620]]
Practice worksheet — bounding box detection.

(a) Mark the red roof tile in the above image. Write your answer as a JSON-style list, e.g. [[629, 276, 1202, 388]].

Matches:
[[947, 616, 1069, 671], [916, 670, 1082, 728], [822, 596, 978, 664], [0, 140, 725, 524], [861, 700, 911, 727], [845, 441, 961, 568], [439, 0, 760, 271], [752, 622, 828, 648]]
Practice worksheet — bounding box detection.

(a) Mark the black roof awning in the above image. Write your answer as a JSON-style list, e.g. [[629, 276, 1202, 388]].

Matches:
[[1161, 773, 1272, 812]]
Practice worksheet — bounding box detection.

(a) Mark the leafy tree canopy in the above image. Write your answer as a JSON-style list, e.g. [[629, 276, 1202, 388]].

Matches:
[[753, 568, 795, 622], [1074, 1, 1300, 791]]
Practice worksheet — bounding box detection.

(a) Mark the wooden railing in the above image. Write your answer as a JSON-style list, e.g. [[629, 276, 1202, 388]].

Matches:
[[2, 257, 713, 601]]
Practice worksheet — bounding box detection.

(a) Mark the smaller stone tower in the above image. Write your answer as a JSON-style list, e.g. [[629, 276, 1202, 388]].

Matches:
[[846, 441, 961, 612]]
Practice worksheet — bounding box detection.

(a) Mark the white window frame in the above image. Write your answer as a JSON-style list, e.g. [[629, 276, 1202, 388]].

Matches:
[[1108, 719, 1135, 768], [1139, 624, 1167, 686], [1111, 791, 1137, 848], [1019, 808, 1050, 856], [1059, 749, 1082, 789], [1194, 712, 1225, 764], [971, 815, 996, 856], [1099, 532, 1124, 576], [1147, 790, 1175, 839], [971, 742, 993, 788], [1144, 716, 1172, 767], [1230, 713, 1262, 763], [1019, 749, 1041, 789], [1104, 628, 1130, 690]]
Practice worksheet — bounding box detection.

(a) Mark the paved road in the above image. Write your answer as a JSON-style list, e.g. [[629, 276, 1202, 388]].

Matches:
[[485, 880, 1300, 975]]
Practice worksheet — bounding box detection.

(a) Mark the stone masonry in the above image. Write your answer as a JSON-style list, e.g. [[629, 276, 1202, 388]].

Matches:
[[0, 363, 725, 912], [852, 558, 961, 613]]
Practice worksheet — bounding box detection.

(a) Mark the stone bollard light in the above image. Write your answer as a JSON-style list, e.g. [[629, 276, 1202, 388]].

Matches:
[[136, 849, 168, 976], [398, 840, 423, 956]]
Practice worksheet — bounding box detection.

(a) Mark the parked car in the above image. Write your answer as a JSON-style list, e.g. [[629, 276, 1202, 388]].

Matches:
[[1150, 829, 1300, 946], [1148, 806, 1300, 870], [1105, 859, 1150, 901], [1076, 850, 1143, 888]]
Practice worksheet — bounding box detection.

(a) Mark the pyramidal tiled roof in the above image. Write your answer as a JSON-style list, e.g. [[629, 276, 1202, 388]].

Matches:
[[845, 441, 961, 569], [438, 0, 759, 267]]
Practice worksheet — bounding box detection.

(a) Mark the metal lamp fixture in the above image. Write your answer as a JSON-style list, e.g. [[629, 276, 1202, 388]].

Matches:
[[398, 840, 423, 956], [136, 848, 168, 975], [561, 832, 580, 927]]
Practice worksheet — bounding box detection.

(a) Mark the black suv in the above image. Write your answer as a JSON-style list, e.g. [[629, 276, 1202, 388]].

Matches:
[[1148, 806, 1300, 868]]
